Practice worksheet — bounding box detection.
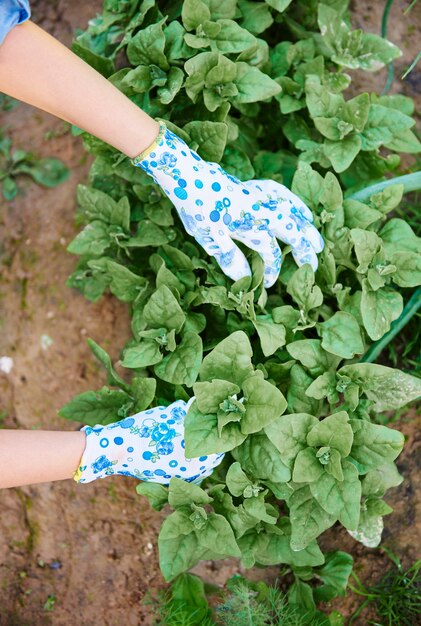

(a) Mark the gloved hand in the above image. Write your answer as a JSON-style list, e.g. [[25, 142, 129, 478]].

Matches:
[[74, 399, 223, 485], [132, 121, 324, 288]]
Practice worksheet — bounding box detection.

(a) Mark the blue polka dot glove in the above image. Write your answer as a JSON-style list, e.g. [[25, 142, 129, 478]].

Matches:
[[73, 398, 223, 485], [132, 121, 324, 288]]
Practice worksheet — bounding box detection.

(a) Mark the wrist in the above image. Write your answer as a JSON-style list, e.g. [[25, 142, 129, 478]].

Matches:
[[131, 119, 166, 165]]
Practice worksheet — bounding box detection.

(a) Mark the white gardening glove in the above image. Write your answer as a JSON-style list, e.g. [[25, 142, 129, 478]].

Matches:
[[132, 121, 324, 287], [74, 398, 224, 485]]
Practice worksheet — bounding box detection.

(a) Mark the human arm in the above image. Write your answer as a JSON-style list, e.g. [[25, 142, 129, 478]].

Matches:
[[0, 429, 86, 489], [0, 18, 159, 158], [0, 400, 223, 489]]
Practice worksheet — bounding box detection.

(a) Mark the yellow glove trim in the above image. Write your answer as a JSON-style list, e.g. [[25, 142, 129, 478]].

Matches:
[[131, 120, 167, 166]]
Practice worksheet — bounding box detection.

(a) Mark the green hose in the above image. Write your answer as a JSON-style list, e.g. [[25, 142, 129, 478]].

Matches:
[[381, 0, 395, 94], [347, 171, 421, 203]]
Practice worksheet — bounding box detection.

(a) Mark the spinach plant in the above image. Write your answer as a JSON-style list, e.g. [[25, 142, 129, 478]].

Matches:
[[0, 131, 69, 200], [60, 0, 421, 613]]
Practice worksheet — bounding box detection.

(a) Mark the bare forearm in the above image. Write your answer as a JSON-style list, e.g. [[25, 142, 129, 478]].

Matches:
[[0, 21, 159, 157], [0, 430, 86, 489]]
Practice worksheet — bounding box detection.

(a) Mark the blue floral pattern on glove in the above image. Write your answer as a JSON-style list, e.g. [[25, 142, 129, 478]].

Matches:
[[132, 122, 324, 287], [75, 399, 224, 485]]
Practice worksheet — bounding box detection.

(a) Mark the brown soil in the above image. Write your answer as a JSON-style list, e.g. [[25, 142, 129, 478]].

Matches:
[[0, 1, 419, 625]]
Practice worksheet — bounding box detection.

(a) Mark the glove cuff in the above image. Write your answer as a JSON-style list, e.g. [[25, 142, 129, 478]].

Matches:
[[73, 423, 126, 484], [131, 120, 167, 165]]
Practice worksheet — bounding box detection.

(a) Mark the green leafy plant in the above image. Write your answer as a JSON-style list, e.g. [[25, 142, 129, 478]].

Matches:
[[144, 573, 215, 625], [145, 571, 345, 625], [349, 550, 421, 625], [60, 0, 421, 608], [0, 132, 69, 200]]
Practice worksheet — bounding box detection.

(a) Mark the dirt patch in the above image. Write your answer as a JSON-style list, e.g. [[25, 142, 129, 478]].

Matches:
[[0, 1, 420, 625]]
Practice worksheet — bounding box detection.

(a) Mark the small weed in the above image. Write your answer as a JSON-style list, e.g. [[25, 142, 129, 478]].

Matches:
[[145, 589, 214, 626], [349, 549, 421, 625], [215, 583, 324, 626], [43, 594, 56, 612]]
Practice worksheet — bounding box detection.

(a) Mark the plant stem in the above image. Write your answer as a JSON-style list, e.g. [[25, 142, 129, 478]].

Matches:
[[361, 288, 421, 363], [346, 171, 421, 202]]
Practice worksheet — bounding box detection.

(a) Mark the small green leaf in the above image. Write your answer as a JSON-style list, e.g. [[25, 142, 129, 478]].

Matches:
[[122, 340, 163, 369], [87, 338, 129, 391], [184, 120, 228, 162], [241, 375, 288, 434], [318, 311, 364, 359], [154, 331, 202, 387], [89, 259, 148, 303], [2, 176, 18, 200], [313, 551, 353, 603], [361, 105, 414, 151], [226, 462, 253, 497], [232, 62, 281, 103], [130, 377, 157, 411], [310, 460, 361, 530], [288, 580, 315, 613], [286, 339, 340, 376], [361, 283, 403, 341], [389, 251, 421, 288], [23, 157, 69, 187], [168, 477, 213, 508], [293, 448, 324, 483], [307, 411, 354, 457], [199, 513, 241, 556], [324, 135, 362, 173], [127, 18, 169, 70], [343, 199, 383, 229], [194, 379, 240, 414], [158, 511, 201, 581], [143, 285, 186, 333], [252, 316, 286, 356], [212, 21, 257, 55], [287, 264, 323, 313], [136, 482, 168, 511], [181, 0, 211, 31]]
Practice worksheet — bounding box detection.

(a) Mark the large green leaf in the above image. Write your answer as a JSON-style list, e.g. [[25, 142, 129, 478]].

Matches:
[[310, 460, 361, 530], [232, 62, 281, 103], [318, 311, 364, 359], [349, 420, 404, 473], [265, 413, 319, 469], [338, 363, 421, 411], [289, 486, 336, 550], [199, 331, 254, 385], [361, 283, 403, 341], [184, 401, 247, 456], [58, 386, 131, 426], [158, 511, 202, 581], [154, 331, 202, 386], [232, 433, 291, 483]]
